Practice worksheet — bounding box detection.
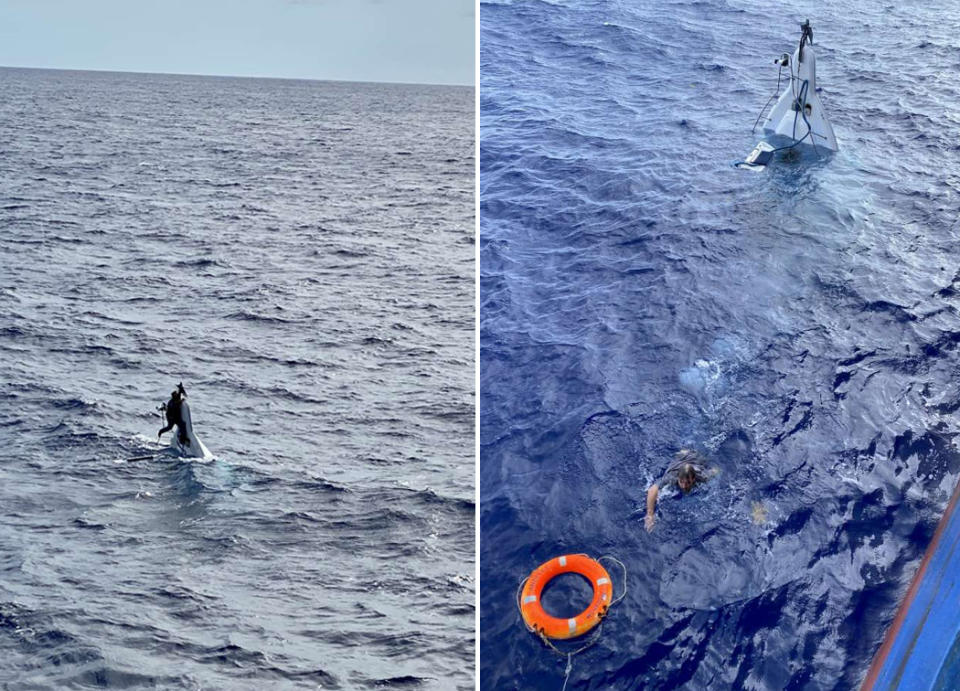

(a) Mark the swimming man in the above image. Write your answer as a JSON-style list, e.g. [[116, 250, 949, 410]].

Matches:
[[644, 448, 717, 532]]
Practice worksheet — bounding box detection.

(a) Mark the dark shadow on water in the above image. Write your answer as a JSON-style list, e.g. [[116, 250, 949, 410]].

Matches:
[[539, 572, 594, 619], [764, 145, 835, 194]]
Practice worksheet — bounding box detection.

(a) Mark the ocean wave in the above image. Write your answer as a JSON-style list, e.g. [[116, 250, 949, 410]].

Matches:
[[225, 310, 299, 324], [0, 66, 474, 689]]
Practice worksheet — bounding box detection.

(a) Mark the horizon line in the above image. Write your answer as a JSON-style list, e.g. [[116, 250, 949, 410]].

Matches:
[[0, 63, 474, 89]]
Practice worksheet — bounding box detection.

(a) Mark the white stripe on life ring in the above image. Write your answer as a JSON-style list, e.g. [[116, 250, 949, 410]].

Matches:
[[597, 578, 609, 586], [523, 595, 537, 604], [559, 556, 567, 566], [568, 618, 576, 633]]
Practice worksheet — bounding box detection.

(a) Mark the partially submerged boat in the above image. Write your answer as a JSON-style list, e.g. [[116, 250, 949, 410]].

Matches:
[[738, 20, 838, 171], [169, 398, 211, 459]]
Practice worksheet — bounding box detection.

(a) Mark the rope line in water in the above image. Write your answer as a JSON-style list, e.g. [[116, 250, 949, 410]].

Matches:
[[751, 61, 784, 134], [561, 654, 573, 691], [537, 624, 604, 691]]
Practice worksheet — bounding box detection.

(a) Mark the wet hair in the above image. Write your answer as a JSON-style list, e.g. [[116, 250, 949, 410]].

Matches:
[[678, 463, 697, 484]]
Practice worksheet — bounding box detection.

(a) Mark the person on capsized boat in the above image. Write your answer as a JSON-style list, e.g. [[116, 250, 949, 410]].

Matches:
[[644, 448, 718, 532], [157, 383, 211, 458], [158, 382, 189, 446]]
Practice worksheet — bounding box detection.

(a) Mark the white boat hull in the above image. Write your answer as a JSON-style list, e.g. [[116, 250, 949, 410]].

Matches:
[[762, 37, 837, 152], [169, 401, 211, 459]]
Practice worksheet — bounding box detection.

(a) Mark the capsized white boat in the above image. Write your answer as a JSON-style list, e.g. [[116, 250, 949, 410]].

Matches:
[[738, 20, 837, 171], [169, 400, 211, 459], [763, 20, 837, 151]]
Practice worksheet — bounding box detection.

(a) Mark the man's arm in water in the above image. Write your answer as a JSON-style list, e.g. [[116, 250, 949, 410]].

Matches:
[[645, 483, 660, 532]]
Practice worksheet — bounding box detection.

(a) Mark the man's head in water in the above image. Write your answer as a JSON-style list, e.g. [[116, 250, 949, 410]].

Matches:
[[677, 463, 697, 492], [645, 450, 712, 531]]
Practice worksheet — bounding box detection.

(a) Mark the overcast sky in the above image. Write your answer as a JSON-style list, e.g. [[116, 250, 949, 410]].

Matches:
[[0, 0, 474, 85]]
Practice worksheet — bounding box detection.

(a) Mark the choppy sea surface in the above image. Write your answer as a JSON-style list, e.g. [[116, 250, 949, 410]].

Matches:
[[480, 0, 960, 689], [0, 67, 475, 689]]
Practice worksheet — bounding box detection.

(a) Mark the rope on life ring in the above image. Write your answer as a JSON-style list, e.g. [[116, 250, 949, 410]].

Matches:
[[516, 554, 627, 690]]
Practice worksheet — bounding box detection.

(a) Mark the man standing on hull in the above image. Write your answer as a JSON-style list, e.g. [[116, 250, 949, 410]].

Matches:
[[158, 382, 190, 447]]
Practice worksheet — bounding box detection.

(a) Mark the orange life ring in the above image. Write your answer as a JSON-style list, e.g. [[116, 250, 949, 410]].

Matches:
[[520, 554, 614, 640]]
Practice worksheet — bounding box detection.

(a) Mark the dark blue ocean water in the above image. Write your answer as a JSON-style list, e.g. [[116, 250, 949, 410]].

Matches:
[[480, 1, 960, 689], [0, 67, 475, 689]]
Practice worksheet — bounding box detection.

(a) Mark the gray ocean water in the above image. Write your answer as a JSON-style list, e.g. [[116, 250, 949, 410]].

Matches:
[[0, 67, 474, 689]]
